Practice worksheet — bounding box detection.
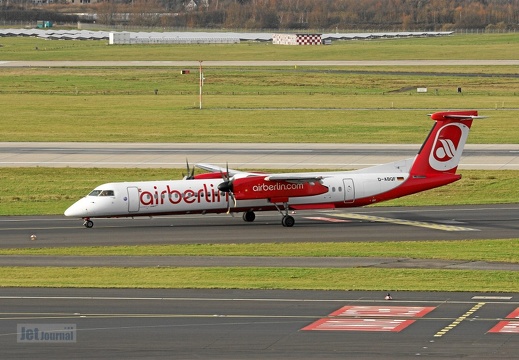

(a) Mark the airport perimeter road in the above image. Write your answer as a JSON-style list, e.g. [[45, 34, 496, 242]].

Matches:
[[1, 142, 519, 170], [1, 288, 518, 359]]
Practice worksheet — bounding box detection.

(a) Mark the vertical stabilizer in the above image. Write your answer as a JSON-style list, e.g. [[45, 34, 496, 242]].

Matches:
[[410, 111, 479, 176]]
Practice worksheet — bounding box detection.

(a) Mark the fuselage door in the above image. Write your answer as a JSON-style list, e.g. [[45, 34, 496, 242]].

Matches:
[[343, 178, 355, 203], [127, 187, 140, 212]]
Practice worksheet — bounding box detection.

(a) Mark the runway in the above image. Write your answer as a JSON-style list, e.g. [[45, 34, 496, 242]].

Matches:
[[1, 288, 518, 359], [2, 142, 519, 170], [1, 203, 518, 246]]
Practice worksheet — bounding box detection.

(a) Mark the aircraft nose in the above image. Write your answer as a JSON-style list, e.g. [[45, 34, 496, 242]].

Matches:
[[64, 199, 90, 217]]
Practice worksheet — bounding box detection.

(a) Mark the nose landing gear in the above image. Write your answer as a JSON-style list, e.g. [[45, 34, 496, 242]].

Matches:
[[83, 218, 94, 228]]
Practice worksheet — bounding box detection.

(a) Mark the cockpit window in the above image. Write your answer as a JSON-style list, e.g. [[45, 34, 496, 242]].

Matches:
[[88, 190, 114, 197]]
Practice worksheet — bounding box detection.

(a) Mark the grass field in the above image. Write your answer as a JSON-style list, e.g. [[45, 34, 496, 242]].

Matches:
[[1, 33, 518, 291], [1, 34, 519, 143], [2, 239, 518, 263], [0, 93, 517, 143], [1, 267, 517, 292], [1, 33, 518, 61], [1, 168, 518, 216]]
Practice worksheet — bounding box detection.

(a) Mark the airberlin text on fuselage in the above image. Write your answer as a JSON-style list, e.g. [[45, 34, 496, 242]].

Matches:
[[252, 183, 304, 192], [140, 184, 227, 206]]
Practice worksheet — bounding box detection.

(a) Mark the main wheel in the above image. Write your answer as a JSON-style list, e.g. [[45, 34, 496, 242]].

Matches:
[[242, 210, 256, 222], [281, 215, 295, 227], [83, 220, 94, 228]]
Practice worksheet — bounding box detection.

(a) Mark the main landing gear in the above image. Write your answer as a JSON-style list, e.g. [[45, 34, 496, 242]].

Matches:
[[83, 218, 94, 228], [242, 210, 256, 222], [242, 208, 295, 227], [281, 214, 295, 227], [274, 203, 295, 227]]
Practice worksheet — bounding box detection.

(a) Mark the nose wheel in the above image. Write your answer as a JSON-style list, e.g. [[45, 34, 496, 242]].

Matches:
[[83, 218, 94, 228]]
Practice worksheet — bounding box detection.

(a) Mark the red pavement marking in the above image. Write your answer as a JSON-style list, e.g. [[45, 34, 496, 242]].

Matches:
[[489, 308, 519, 333], [505, 308, 519, 319], [302, 305, 436, 332], [329, 306, 436, 318], [488, 321, 519, 334], [302, 318, 416, 332]]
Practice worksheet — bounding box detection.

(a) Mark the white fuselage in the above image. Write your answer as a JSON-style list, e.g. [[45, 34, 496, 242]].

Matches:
[[64, 167, 411, 219]]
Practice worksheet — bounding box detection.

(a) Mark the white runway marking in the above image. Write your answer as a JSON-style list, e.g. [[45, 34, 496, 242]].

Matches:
[[332, 213, 478, 231]]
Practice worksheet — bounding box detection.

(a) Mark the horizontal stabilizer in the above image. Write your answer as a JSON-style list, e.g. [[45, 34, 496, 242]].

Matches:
[[428, 111, 487, 121]]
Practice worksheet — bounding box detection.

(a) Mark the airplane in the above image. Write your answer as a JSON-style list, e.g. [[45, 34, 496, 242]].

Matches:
[[65, 110, 484, 228]]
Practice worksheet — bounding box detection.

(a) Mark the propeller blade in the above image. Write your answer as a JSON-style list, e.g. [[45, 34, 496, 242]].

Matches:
[[225, 191, 237, 214], [217, 162, 236, 214], [183, 159, 195, 180]]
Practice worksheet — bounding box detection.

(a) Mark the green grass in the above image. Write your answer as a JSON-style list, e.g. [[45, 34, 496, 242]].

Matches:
[[2, 67, 519, 96], [0, 34, 517, 145], [0, 94, 517, 143], [1, 168, 518, 215], [0, 267, 517, 292], [1, 65, 518, 143], [1, 33, 518, 61], [1, 239, 518, 263]]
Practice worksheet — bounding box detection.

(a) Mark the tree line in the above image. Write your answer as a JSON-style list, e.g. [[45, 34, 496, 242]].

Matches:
[[2, 0, 518, 31]]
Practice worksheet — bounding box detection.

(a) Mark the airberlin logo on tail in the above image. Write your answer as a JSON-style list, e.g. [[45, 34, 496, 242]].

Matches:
[[429, 123, 470, 171], [436, 139, 457, 159]]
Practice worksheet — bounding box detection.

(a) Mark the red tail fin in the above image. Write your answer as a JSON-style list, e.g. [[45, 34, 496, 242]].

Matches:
[[410, 111, 479, 176]]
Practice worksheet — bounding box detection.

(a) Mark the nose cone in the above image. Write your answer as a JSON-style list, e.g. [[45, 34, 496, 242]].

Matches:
[[64, 198, 90, 218]]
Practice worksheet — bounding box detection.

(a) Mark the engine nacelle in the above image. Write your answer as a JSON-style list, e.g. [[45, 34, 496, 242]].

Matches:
[[231, 176, 328, 201]]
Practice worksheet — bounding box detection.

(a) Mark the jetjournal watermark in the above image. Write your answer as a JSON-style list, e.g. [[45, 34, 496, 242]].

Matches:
[[17, 324, 76, 343]]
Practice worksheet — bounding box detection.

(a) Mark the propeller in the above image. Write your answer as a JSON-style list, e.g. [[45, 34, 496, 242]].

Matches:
[[217, 163, 237, 213], [182, 159, 196, 180]]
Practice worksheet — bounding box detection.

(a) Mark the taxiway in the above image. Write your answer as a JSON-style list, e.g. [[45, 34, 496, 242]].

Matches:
[[1, 288, 518, 359], [1, 142, 519, 170]]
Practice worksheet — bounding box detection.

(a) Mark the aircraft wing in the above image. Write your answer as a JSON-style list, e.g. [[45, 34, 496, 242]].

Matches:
[[195, 163, 256, 177], [196, 164, 325, 184]]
